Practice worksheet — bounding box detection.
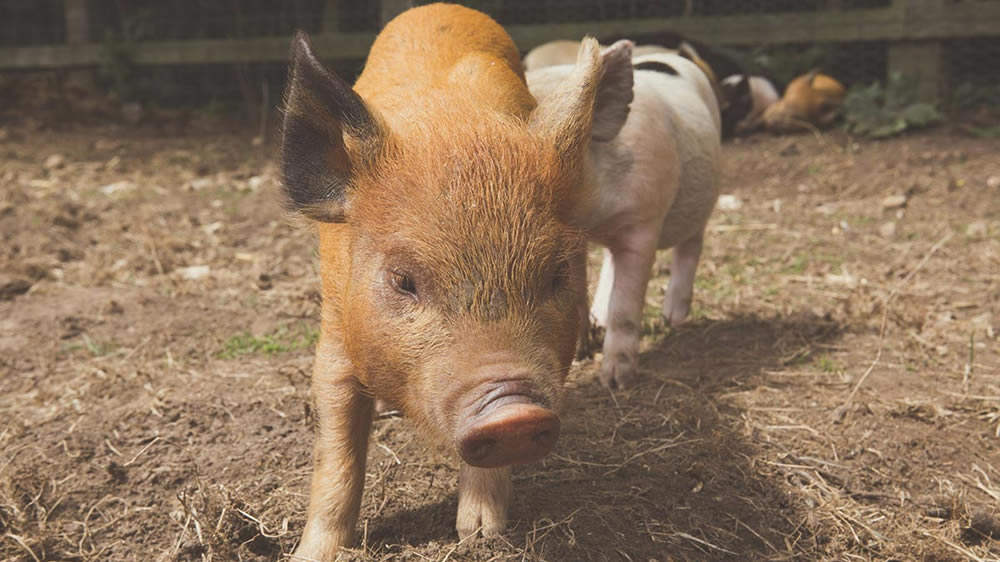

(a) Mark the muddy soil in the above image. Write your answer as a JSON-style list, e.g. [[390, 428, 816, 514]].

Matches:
[[1, 120, 998, 561]]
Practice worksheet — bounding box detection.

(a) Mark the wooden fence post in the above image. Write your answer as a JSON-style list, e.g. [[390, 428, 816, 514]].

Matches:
[[888, 0, 945, 103], [322, 0, 340, 33], [64, 0, 89, 44], [64, 0, 95, 87]]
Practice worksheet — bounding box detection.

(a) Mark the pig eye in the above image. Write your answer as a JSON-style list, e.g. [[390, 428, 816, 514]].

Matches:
[[551, 260, 571, 294], [390, 270, 418, 299]]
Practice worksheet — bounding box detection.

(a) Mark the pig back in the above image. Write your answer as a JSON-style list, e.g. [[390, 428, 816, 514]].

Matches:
[[353, 3, 534, 123]]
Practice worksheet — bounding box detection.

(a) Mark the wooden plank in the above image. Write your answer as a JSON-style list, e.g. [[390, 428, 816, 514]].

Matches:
[[321, 0, 340, 33], [0, 44, 102, 68], [888, 41, 943, 102], [505, 8, 909, 49], [64, 0, 90, 44], [128, 33, 376, 65], [1, 4, 999, 70]]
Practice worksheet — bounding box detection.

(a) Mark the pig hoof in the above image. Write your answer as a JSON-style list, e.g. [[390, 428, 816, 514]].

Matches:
[[599, 354, 637, 389], [456, 493, 507, 540], [456, 515, 505, 541], [663, 298, 692, 327]]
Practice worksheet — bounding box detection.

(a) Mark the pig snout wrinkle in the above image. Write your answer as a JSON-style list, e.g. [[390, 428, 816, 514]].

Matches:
[[457, 380, 560, 468]]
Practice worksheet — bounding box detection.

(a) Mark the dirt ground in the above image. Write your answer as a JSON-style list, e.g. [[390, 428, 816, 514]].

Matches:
[[1, 113, 998, 562]]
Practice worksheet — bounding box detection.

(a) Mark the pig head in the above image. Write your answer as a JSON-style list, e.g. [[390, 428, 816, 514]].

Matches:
[[763, 71, 846, 132], [280, 4, 633, 558]]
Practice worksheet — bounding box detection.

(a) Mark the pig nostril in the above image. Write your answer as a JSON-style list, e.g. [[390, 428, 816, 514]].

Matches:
[[533, 429, 552, 444], [467, 437, 497, 461]]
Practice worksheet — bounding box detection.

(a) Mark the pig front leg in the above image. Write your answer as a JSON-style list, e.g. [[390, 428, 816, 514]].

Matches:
[[662, 233, 703, 327], [294, 340, 374, 560], [456, 465, 512, 540], [599, 229, 660, 389]]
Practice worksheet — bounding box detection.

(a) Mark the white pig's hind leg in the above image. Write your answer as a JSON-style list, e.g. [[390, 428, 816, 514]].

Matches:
[[456, 465, 512, 540], [589, 247, 614, 328], [599, 229, 659, 389], [663, 233, 704, 326]]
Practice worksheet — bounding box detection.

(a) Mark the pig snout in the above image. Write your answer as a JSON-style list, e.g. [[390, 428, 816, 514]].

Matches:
[[456, 379, 560, 468]]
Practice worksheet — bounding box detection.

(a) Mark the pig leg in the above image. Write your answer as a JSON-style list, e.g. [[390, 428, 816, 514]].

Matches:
[[575, 248, 596, 360], [600, 229, 659, 389], [294, 340, 373, 559], [456, 465, 512, 539], [589, 247, 614, 328], [662, 233, 704, 326]]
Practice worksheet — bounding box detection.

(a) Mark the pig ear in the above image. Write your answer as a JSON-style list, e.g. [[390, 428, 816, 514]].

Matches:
[[591, 40, 634, 142], [280, 32, 385, 223], [530, 37, 633, 151], [806, 69, 820, 86]]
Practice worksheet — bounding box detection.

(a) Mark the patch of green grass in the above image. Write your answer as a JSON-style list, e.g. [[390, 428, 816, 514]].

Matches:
[[82, 334, 116, 357], [784, 254, 809, 274], [806, 163, 824, 176], [217, 323, 319, 359], [694, 277, 716, 291], [814, 354, 841, 373]]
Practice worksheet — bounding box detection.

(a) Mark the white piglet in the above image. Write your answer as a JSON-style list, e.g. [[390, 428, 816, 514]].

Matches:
[[527, 42, 722, 389]]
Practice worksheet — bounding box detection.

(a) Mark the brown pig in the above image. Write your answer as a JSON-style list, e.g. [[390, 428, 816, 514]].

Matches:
[[279, 4, 633, 558], [763, 71, 846, 132]]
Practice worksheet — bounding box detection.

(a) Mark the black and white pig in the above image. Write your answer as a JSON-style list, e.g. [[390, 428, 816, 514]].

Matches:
[[527, 43, 722, 389]]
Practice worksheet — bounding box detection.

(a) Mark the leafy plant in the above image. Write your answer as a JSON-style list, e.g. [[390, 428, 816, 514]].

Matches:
[[843, 72, 942, 138], [951, 82, 1000, 109], [97, 31, 136, 101]]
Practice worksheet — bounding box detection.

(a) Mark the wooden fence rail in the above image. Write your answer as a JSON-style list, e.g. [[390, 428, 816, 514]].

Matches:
[[0, 0, 997, 100]]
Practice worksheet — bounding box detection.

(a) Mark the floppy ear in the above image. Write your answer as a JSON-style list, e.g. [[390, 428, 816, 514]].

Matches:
[[530, 37, 633, 153], [280, 32, 386, 222]]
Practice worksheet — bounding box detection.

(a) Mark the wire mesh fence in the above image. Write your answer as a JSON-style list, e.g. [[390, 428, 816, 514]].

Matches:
[[0, 0, 997, 111]]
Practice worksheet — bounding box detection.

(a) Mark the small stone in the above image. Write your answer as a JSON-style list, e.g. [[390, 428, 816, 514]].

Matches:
[[879, 222, 898, 238], [100, 181, 136, 196], [881, 194, 908, 211], [816, 202, 838, 216], [94, 139, 122, 152], [966, 221, 988, 238], [716, 194, 742, 211], [987, 176, 1000, 189], [178, 265, 211, 280], [247, 175, 267, 191], [251, 135, 264, 147], [44, 154, 66, 170], [187, 177, 213, 191]]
